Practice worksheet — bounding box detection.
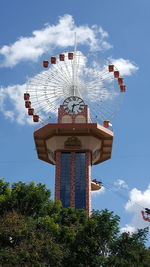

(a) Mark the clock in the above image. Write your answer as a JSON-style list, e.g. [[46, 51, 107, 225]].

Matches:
[[63, 96, 85, 114]]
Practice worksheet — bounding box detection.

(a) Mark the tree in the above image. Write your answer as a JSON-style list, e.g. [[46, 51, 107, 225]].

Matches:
[[0, 178, 149, 266], [109, 229, 149, 267], [0, 211, 63, 266], [0, 179, 55, 217]]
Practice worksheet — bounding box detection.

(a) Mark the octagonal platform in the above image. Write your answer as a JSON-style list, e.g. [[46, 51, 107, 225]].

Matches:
[[34, 122, 114, 166]]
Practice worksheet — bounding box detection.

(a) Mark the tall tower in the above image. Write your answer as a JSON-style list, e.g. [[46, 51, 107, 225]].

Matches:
[[34, 96, 113, 215], [25, 50, 126, 215]]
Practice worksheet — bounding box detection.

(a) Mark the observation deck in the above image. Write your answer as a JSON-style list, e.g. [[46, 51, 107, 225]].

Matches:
[[34, 122, 113, 166]]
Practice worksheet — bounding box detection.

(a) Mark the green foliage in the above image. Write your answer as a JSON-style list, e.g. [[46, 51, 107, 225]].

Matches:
[[0, 178, 149, 266], [62, 210, 120, 267], [0, 211, 63, 266], [0, 179, 55, 217], [109, 228, 149, 267]]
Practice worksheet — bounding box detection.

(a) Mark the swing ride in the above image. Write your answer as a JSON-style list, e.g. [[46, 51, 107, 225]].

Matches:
[[93, 178, 150, 223], [24, 50, 126, 126]]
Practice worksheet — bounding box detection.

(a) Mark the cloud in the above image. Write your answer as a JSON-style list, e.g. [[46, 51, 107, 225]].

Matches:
[[121, 185, 150, 233], [0, 15, 139, 124], [121, 225, 136, 233], [111, 58, 139, 76], [0, 53, 139, 125], [114, 179, 129, 189], [125, 185, 150, 212], [0, 84, 33, 125], [0, 14, 112, 67]]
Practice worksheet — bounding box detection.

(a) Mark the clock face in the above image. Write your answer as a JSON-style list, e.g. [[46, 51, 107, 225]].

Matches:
[[63, 96, 85, 114]]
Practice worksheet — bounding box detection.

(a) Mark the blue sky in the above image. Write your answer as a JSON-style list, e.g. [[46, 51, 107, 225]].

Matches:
[[0, 0, 150, 242]]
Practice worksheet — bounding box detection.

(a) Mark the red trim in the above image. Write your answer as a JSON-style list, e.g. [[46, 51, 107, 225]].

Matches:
[[34, 123, 113, 137]]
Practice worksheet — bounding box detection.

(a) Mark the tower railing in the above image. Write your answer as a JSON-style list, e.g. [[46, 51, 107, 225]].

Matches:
[[34, 117, 113, 132]]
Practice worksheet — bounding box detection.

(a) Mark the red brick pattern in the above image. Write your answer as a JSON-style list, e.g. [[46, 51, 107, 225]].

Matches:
[[55, 150, 92, 215], [58, 105, 89, 123], [70, 152, 75, 207], [55, 151, 61, 201], [55, 104, 92, 215], [85, 152, 92, 215]]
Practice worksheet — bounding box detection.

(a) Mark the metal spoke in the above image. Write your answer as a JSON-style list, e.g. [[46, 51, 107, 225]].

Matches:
[[26, 51, 125, 123]]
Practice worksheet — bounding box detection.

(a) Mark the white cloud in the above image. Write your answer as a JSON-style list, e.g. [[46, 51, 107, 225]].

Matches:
[[0, 15, 139, 124], [121, 185, 150, 233], [0, 14, 112, 67], [114, 179, 129, 189], [120, 225, 136, 233], [111, 58, 139, 76], [0, 52, 139, 125], [0, 84, 33, 125], [125, 185, 150, 212]]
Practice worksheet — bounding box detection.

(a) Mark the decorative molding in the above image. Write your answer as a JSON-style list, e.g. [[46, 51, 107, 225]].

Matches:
[[64, 136, 82, 149]]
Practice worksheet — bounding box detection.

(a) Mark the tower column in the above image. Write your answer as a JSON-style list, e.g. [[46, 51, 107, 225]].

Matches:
[[55, 151, 61, 201], [55, 151, 92, 214], [70, 152, 75, 207], [85, 152, 92, 215]]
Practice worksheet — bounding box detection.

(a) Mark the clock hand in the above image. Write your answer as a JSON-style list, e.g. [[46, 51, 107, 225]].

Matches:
[[73, 103, 79, 106], [72, 104, 75, 112], [71, 103, 80, 112]]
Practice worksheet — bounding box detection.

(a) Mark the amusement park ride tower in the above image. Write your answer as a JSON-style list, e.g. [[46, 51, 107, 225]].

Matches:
[[24, 50, 126, 215], [34, 96, 113, 214]]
